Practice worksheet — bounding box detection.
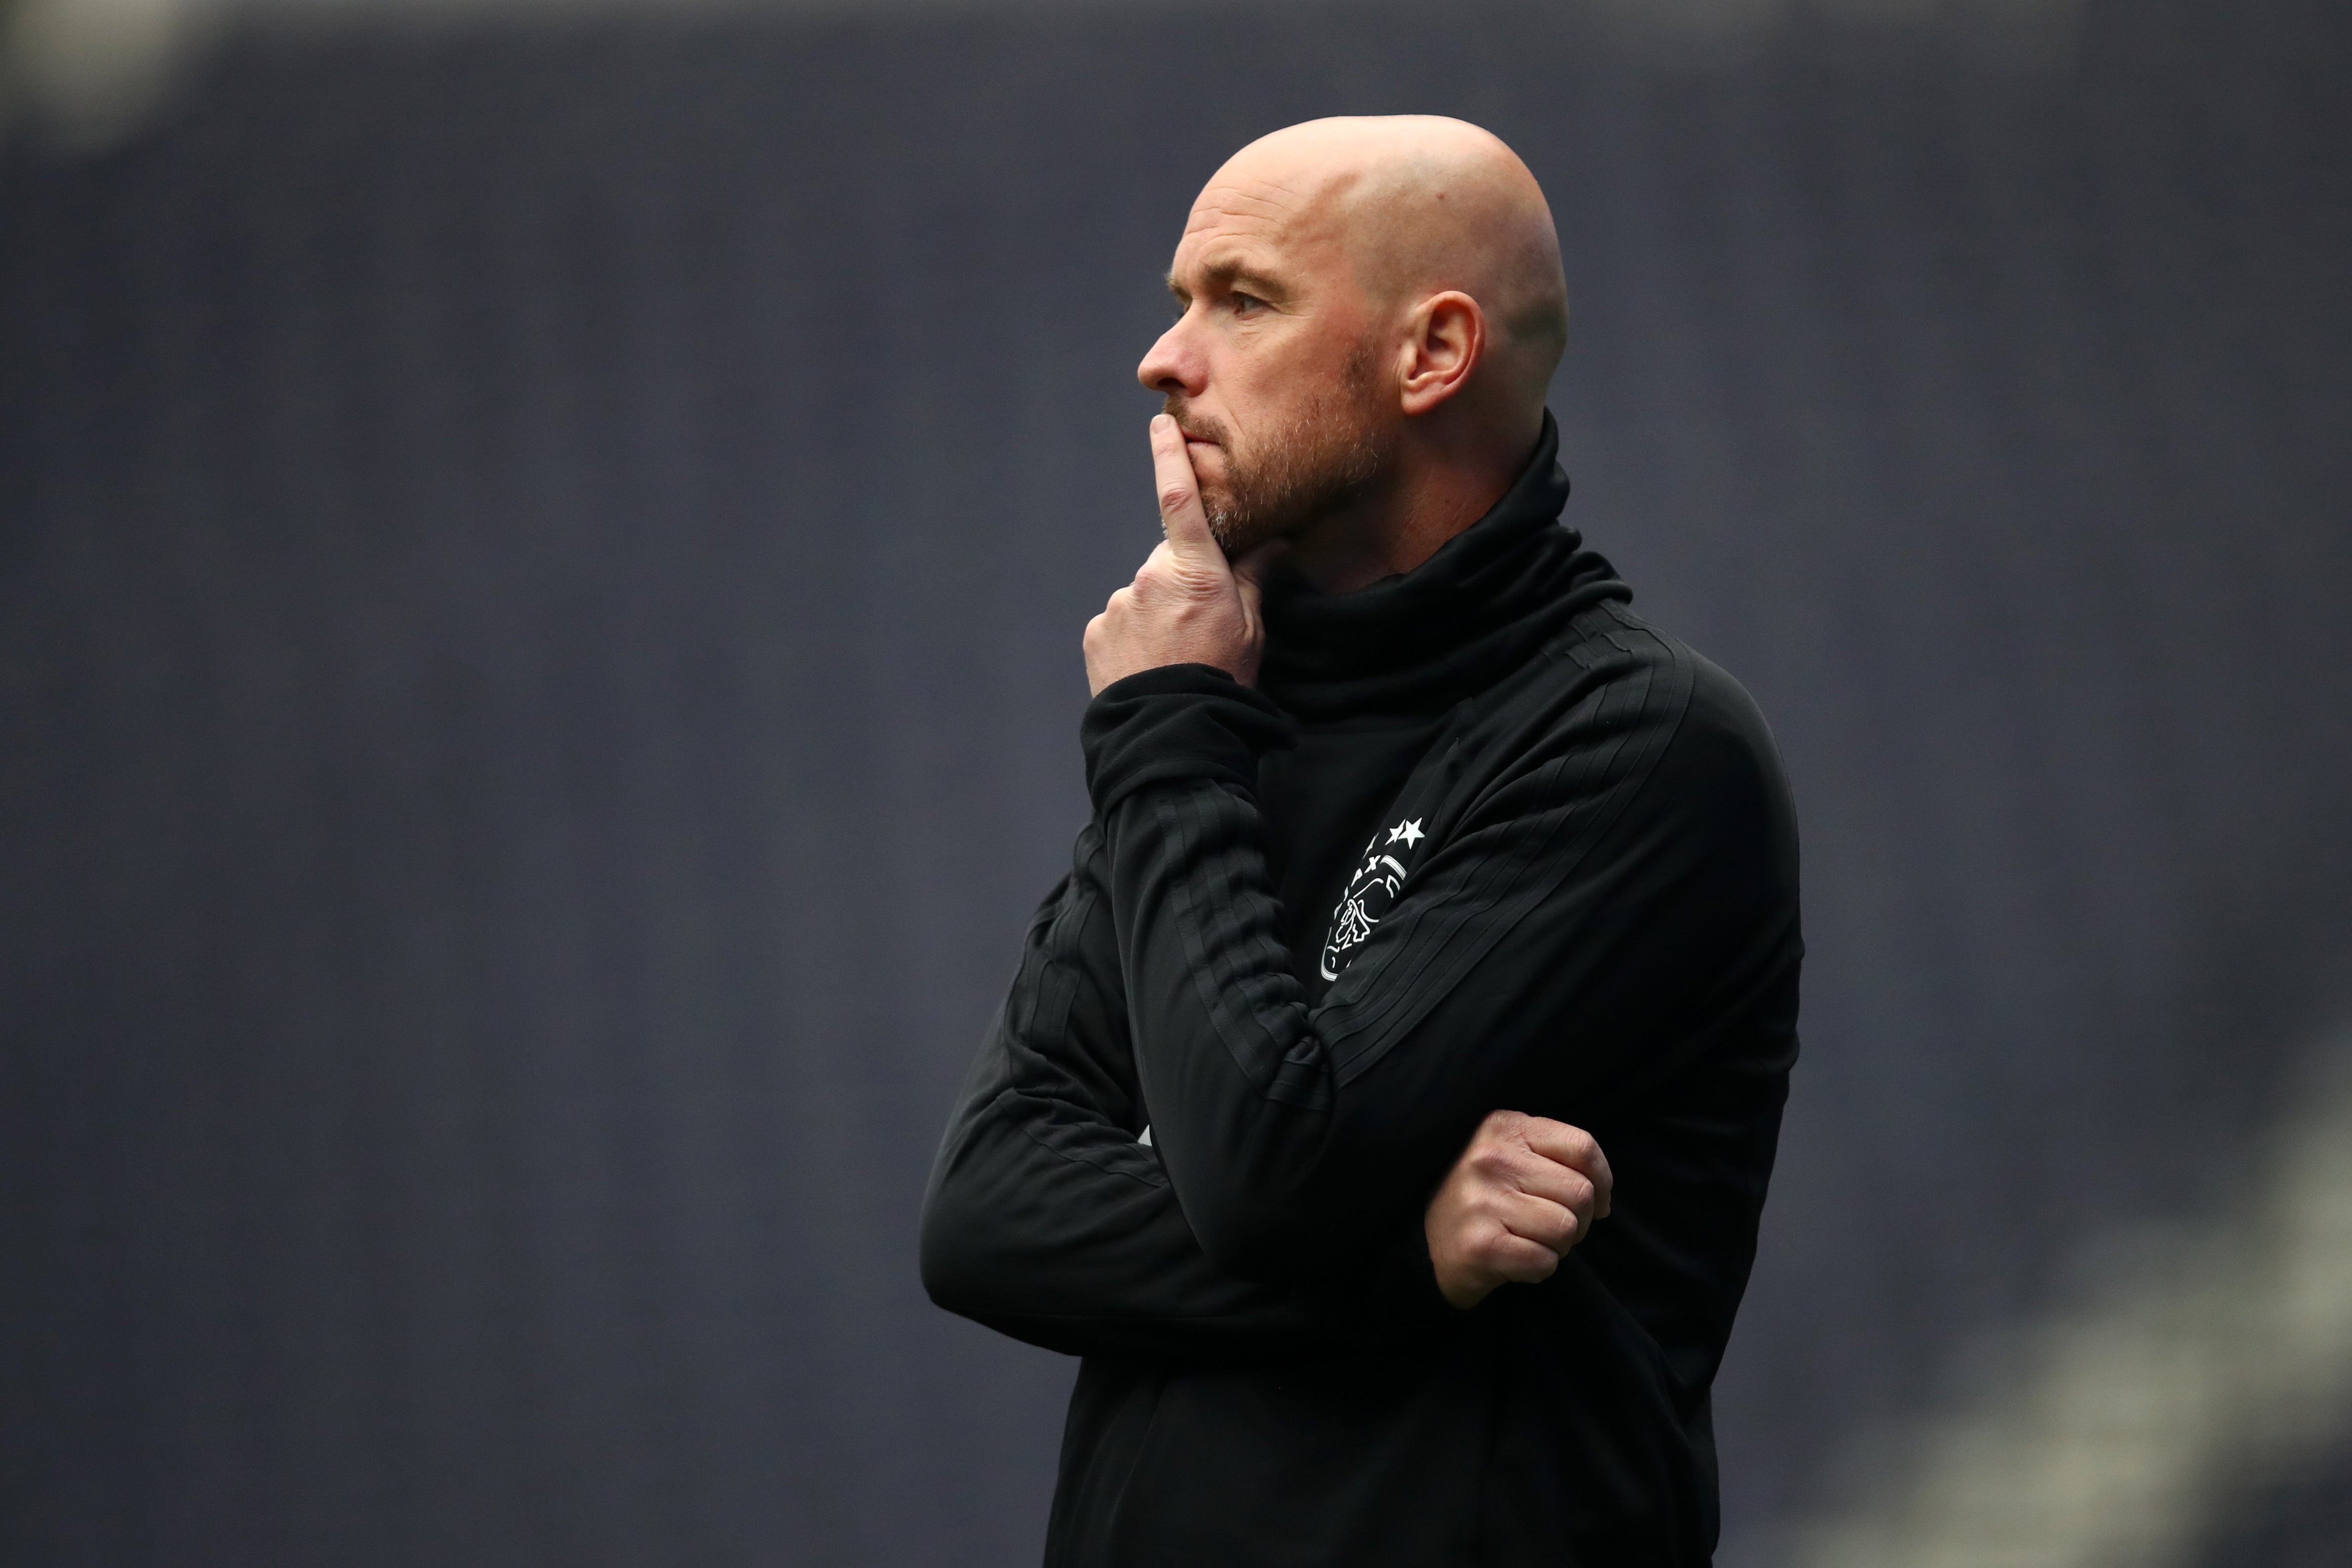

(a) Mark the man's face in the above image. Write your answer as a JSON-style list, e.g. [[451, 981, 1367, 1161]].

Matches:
[[1136, 169, 1397, 558]]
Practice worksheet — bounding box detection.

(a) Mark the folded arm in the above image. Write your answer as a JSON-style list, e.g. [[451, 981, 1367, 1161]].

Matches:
[[918, 850, 1450, 1361], [1083, 641, 1725, 1283], [919, 845, 1613, 1357]]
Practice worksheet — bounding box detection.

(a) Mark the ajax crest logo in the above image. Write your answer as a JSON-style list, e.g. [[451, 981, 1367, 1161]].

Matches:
[[1319, 818, 1425, 981]]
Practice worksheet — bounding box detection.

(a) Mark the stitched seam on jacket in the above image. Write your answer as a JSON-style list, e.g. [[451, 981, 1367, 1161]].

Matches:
[[1002, 1090, 1171, 1191], [1157, 785, 1331, 1110]]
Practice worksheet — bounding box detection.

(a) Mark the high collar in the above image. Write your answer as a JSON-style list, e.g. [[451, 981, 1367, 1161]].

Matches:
[[1257, 412, 1628, 722]]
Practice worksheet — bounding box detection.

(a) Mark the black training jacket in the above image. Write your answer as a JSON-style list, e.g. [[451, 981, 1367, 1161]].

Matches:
[[921, 416, 1801, 1567]]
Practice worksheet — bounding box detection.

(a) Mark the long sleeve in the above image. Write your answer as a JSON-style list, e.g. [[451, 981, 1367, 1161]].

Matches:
[[918, 829, 1451, 1362], [1079, 636, 1799, 1288]]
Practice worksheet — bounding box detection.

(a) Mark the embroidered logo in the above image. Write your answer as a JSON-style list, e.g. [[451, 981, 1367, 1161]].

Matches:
[[1319, 818, 1425, 981]]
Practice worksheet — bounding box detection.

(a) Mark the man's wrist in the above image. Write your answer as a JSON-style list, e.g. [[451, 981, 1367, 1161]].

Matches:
[[1079, 664, 1296, 818]]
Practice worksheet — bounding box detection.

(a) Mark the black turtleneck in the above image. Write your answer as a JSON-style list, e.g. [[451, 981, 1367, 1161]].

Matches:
[[922, 417, 1801, 1568], [1253, 426, 1623, 1009]]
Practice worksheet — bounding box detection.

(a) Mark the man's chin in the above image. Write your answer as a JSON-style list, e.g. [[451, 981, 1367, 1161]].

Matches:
[[1204, 511, 1291, 562]]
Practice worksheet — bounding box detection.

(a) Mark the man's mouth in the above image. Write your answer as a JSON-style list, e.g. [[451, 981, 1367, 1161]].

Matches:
[[1163, 402, 1226, 458]]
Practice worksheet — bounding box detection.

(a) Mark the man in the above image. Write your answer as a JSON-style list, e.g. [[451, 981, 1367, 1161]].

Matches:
[[921, 116, 1799, 1566]]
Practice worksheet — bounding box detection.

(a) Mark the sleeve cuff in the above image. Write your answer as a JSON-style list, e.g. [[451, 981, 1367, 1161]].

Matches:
[[1080, 664, 1297, 818]]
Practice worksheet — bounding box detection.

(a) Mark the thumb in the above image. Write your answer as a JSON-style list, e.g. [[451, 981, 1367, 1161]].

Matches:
[[1149, 414, 1226, 572]]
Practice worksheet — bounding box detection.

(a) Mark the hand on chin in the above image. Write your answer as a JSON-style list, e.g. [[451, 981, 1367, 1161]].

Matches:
[[1082, 416, 1283, 695]]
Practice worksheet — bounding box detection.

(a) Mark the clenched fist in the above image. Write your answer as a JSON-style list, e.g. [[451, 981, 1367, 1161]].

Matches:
[[1425, 1111, 1614, 1310]]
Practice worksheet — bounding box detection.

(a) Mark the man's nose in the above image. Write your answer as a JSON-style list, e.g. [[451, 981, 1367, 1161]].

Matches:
[[1136, 321, 1203, 397]]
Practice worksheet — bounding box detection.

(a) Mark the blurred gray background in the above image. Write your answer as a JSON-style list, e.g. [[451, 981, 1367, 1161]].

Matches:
[[2, 0, 2348, 1563]]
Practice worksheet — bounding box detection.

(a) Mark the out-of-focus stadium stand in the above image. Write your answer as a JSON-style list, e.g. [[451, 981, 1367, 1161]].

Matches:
[[1, 1, 2346, 1564]]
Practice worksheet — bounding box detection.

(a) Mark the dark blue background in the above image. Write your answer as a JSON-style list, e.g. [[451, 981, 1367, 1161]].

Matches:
[[3, 2, 2347, 1562]]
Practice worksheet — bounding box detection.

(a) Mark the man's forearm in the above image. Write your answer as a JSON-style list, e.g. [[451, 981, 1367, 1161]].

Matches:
[[918, 860, 1453, 1360], [920, 1073, 1448, 1359]]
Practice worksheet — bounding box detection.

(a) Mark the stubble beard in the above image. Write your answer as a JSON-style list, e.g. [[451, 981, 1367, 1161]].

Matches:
[[1166, 342, 1394, 560]]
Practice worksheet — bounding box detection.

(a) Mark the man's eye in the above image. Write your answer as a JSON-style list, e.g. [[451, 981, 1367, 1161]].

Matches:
[[1231, 292, 1264, 313]]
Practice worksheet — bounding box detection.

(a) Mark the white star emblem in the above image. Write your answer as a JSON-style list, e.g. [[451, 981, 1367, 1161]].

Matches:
[[1387, 818, 1425, 848]]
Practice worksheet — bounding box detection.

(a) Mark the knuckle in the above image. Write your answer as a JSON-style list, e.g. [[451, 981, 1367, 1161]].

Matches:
[[1158, 484, 1194, 515]]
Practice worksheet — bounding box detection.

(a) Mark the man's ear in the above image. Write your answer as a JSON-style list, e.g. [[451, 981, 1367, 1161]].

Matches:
[[1398, 291, 1486, 416]]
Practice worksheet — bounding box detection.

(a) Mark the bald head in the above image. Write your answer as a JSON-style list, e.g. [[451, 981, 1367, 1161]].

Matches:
[[1207, 116, 1569, 418], [1138, 116, 1569, 586]]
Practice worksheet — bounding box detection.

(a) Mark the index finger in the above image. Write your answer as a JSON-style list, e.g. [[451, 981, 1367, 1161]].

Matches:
[[1149, 414, 1222, 566]]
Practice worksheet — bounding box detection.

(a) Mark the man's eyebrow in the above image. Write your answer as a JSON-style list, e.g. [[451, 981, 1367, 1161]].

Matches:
[[1166, 260, 1288, 300]]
